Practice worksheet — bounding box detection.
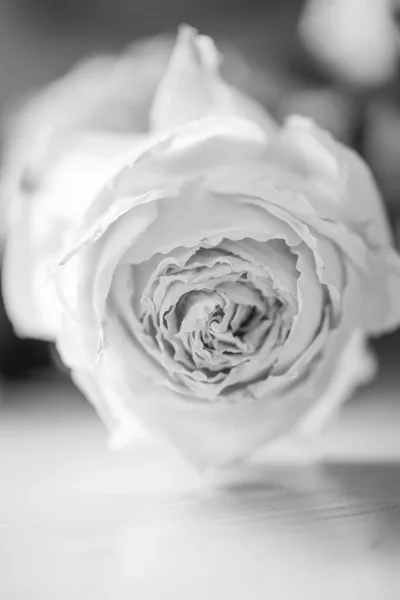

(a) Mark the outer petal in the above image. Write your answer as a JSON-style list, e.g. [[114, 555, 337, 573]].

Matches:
[[54, 199, 158, 367], [2, 136, 142, 339], [150, 25, 277, 135], [264, 116, 393, 246], [297, 331, 376, 434], [0, 33, 179, 339], [3, 34, 175, 155]]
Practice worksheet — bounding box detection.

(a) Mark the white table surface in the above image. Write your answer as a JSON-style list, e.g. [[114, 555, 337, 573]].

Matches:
[[0, 377, 400, 600]]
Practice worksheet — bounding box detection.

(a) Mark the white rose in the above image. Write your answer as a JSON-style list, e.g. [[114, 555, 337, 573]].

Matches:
[[2, 26, 400, 468]]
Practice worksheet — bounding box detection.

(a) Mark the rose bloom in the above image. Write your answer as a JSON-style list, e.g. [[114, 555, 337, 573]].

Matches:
[[2, 27, 400, 468]]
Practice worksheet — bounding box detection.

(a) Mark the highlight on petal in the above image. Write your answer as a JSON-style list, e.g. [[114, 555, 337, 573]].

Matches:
[[150, 25, 277, 134], [2, 197, 60, 340], [54, 200, 159, 368], [58, 115, 268, 253], [2, 134, 143, 342], [297, 330, 376, 435]]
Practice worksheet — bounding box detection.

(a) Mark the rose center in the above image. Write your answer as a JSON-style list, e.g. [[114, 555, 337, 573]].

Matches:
[[169, 285, 285, 374]]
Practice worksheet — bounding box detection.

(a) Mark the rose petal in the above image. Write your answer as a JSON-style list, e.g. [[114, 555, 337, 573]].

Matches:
[[150, 25, 277, 135], [297, 330, 376, 434], [2, 137, 139, 340], [54, 201, 158, 367]]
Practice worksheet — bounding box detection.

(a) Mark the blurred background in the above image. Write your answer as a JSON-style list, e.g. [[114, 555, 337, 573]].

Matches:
[[0, 0, 399, 386]]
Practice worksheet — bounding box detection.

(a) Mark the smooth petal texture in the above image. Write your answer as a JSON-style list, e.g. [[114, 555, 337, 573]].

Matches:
[[63, 116, 268, 247], [297, 330, 376, 435], [2, 136, 143, 340], [150, 25, 277, 135], [55, 199, 159, 368], [272, 116, 393, 246], [0, 36, 174, 257], [0, 33, 180, 340], [2, 197, 61, 339]]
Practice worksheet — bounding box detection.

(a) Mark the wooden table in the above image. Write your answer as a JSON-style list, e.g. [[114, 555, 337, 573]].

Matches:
[[0, 378, 399, 599]]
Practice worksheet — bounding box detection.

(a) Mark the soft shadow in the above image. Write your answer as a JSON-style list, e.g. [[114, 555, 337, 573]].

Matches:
[[182, 459, 400, 560]]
